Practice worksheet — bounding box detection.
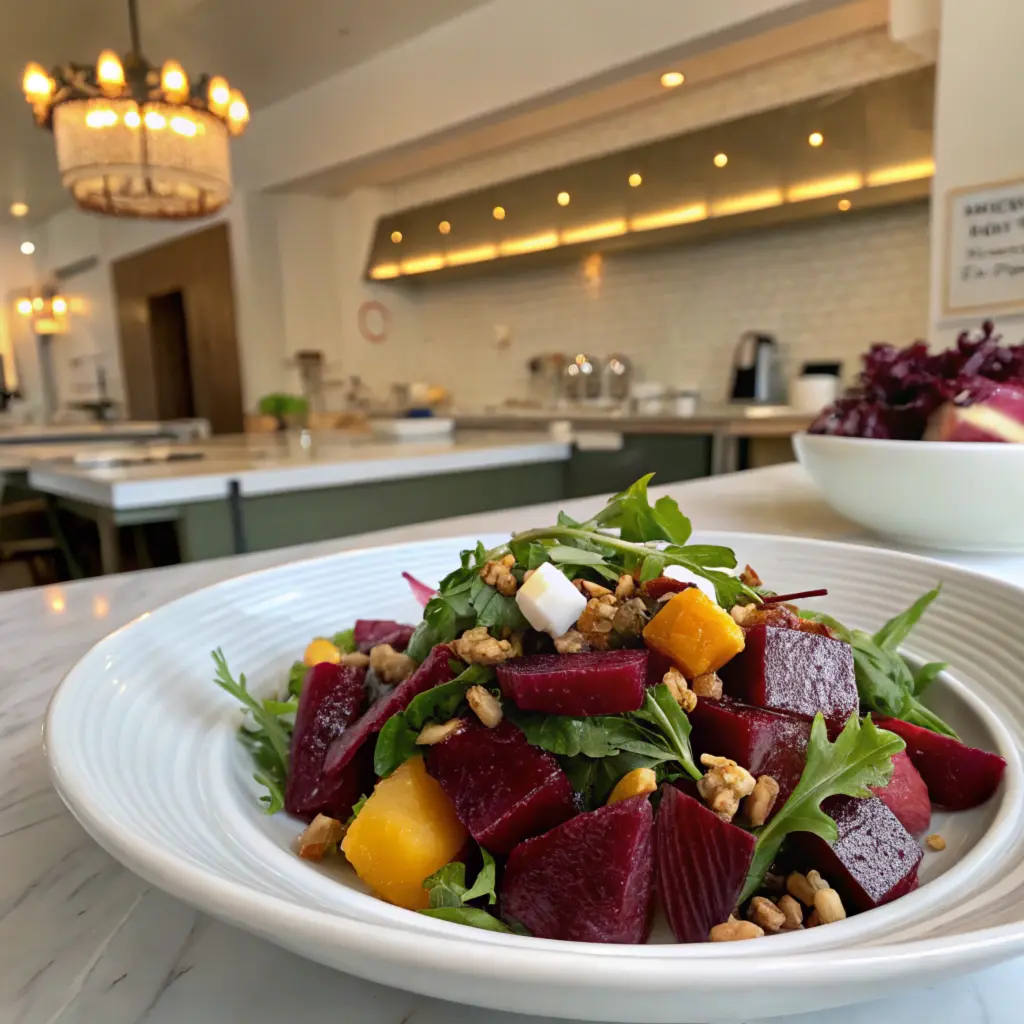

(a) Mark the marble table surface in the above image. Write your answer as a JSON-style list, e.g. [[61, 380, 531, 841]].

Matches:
[[4, 463, 1023, 1024]]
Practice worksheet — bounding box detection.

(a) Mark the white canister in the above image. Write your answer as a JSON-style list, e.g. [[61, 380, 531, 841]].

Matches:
[[790, 374, 839, 413], [631, 382, 666, 416]]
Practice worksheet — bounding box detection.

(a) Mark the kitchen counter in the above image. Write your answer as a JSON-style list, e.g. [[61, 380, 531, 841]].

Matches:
[[0, 418, 208, 446], [3, 462, 1023, 1023]]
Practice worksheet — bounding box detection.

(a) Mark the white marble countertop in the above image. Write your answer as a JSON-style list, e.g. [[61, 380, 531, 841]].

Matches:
[[0, 418, 208, 445], [24, 431, 571, 509], [4, 463, 1023, 1023]]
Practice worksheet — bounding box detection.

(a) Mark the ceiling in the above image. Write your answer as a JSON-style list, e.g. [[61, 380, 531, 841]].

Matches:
[[0, 0, 490, 225]]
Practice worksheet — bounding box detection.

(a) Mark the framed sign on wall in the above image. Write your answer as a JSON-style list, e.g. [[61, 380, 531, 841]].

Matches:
[[944, 177, 1024, 317]]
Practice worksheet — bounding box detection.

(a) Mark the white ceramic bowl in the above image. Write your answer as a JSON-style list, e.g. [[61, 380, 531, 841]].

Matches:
[[44, 532, 1024, 1022], [794, 432, 1024, 552]]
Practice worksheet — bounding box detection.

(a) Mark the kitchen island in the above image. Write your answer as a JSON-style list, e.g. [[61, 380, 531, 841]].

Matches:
[[24, 431, 571, 573], [3, 463, 1022, 1023]]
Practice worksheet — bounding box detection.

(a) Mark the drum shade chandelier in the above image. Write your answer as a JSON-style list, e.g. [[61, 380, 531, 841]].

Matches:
[[22, 0, 249, 219]]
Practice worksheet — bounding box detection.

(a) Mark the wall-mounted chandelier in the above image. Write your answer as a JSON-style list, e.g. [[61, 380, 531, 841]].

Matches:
[[16, 289, 70, 336], [22, 0, 249, 220]]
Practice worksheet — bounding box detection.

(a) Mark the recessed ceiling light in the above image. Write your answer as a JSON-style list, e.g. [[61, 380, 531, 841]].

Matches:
[[809, 132, 824, 148], [492, 206, 506, 221], [390, 230, 403, 244], [557, 191, 571, 207], [20, 241, 34, 255], [9, 202, 28, 217], [628, 173, 642, 188], [660, 71, 685, 88], [714, 153, 728, 168], [438, 220, 451, 235], [838, 198, 852, 212]]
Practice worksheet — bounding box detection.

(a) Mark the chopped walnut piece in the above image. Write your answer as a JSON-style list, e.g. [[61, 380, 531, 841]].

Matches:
[[452, 626, 516, 665], [742, 775, 780, 827], [579, 579, 613, 598], [730, 603, 757, 626], [480, 557, 517, 596], [416, 718, 465, 745], [697, 754, 756, 822], [776, 894, 805, 931], [466, 685, 503, 728], [786, 872, 817, 907], [297, 814, 344, 861], [747, 896, 786, 934], [710, 916, 764, 942], [691, 671, 723, 699], [739, 565, 763, 588], [614, 574, 635, 600], [369, 643, 416, 684], [576, 595, 618, 646], [612, 597, 648, 637], [813, 887, 846, 924], [806, 870, 830, 894], [340, 651, 371, 668], [554, 629, 588, 654], [926, 833, 947, 852], [663, 667, 697, 713]]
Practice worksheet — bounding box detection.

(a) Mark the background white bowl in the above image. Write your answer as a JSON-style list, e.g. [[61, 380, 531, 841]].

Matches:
[[793, 432, 1024, 552]]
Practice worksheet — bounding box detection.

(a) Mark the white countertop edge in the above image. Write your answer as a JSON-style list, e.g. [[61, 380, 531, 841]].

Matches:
[[29, 440, 572, 511]]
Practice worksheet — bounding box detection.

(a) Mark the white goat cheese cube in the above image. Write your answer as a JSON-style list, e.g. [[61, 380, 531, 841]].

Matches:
[[515, 561, 588, 637]]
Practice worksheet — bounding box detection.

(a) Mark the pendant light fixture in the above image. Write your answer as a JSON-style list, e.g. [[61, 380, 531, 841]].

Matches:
[[22, 0, 249, 219]]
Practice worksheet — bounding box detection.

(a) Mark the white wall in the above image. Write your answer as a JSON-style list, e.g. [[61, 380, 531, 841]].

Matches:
[[405, 203, 931, 404]]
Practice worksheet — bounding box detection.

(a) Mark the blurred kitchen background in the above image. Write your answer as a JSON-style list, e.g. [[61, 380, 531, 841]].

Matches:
[[0, 0, 1007, 588]]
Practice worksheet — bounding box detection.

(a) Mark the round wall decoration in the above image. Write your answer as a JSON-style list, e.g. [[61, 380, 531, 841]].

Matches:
[[358, 300, 391, 344]]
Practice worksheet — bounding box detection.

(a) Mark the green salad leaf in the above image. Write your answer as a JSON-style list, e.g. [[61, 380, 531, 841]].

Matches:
[[373, 665, 496, 778], [332, 628, 357, 653], [632, 684, 703, 782], [800, 586, 956, 738], [419, 846, 508, 932], [287, 660, 307, 698], [212, 649, 294, 813], [739, 713, 905, 903]]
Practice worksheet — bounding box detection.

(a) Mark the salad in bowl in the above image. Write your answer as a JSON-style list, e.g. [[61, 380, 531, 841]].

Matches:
[[213, 477, 1006, 944]]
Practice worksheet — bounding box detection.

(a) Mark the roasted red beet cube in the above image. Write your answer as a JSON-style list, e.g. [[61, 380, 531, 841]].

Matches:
[[497, 651, 648, 716], [875, 717, 1006, 810], [689, 698, 810, 815], [353, 619, 415, 653], [501, 795, 654, 942], [426, 719, 575, 854], [286, 663, 368, 819], [656, 785, 755, 943], [719, 625, 857, 731], [645, 648, 675, 687], [870, 750, 931, 836], [789, 796, 922, 912], [323, 645, 458, 777]]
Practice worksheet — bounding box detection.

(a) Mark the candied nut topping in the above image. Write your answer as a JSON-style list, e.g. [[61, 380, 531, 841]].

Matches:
[[813, 887, 846, 924], [297, 813, 344, 861], [340, 651, 371, 668], [710, 916, 764, 942], [466, 685, 503, 728], [416, 718, 466, 746], [776, 894, 805, 930], [452, 626, 516, 665], [786, 872, 819, 907], [806, 870, 830, 894], [480, 555, 517, 596], [614, 574, 636, 600], [730, 603, 757, 626], [663, 667, 697, 713], [742, 775, 780, 827], [926, 833, 947, 852], [747, 896, 786, 934], [369, 643, 416, 684], [612, 597, 648, 637], [579, 579, 613, 598], [691, 671, 723, 700], [553, 629, 588, 654], [739, 565, 763, 588], [697, 754, 756, 822]]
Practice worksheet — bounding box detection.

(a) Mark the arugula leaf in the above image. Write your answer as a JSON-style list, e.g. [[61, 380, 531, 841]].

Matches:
[[373, 665, 495, 777], [800, 589, 958, 738], [547, 545, 614, 567], [665, 544, 738, 570], [332, 628, 357, 653], [418, 907, 512, 932], [632, 685, 702, 782], [509, 539, 550, 570], [462, 847, 499, 905], [287, 660, 307, 697], [503, 706, 641, 758], [739, 713, 904, 903], [213, 650, 294, 812], [347, 794, 369, 824], [263, 696, 299, 717], [594, 475, 692, 545], [639, 554, 665, 582], [423, 861, 469, 908]]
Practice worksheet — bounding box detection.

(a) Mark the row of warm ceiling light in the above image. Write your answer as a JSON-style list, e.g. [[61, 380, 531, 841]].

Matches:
[[388, 130, 834, 244]]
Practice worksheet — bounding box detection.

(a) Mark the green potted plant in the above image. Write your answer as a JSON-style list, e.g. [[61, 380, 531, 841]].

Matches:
[[258, 393, 310, 432]]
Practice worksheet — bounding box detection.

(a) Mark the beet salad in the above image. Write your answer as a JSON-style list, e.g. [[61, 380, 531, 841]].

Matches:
[[213, 476, 1006, 943]]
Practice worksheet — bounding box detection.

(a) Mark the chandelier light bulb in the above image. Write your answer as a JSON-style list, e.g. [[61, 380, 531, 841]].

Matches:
[[22, 63, 53, 104], [227, 90, 249, 134], [9, 202, 28, 217], [21, 242, 35, 256], [16, 299, 32, 315], [207, 76, 231, 116], [52, 297, 68, 315], [161, 60, 189, 104], [123, 108, 141, 128], [143, 110, 166, 130], [96, 50, 125, 96]]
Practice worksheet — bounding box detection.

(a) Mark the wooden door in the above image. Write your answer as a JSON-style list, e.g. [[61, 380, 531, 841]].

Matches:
[[112, 224, 243, 433]]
